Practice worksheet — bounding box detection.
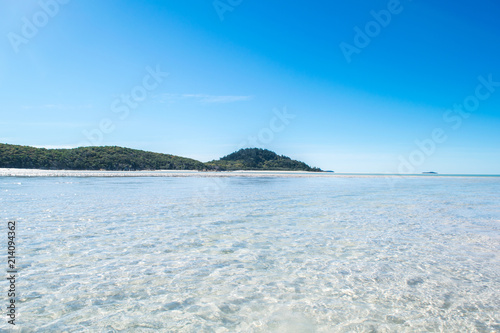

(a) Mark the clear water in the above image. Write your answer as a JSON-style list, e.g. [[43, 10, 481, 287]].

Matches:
[[1, 176, 499, 332]]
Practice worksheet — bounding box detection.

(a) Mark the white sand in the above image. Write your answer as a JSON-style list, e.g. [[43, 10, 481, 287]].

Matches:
[[0, 168, 338, 178], [0, 168, 463, 178]]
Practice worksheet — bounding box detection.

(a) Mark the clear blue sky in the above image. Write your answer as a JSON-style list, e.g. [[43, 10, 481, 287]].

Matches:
[[1, 0, 499, 173]]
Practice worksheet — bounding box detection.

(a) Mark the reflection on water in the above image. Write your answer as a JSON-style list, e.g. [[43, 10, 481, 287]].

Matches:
[[1, 176, 499, 332]]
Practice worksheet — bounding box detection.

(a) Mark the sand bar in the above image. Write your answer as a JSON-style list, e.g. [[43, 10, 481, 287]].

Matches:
[[2, 168, 495, 178]]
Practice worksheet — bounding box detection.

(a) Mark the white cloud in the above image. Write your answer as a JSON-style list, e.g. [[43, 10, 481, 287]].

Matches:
[[156, 93, 252, 104], [32, 144, 80, 149], [21, 104, 93, 110]]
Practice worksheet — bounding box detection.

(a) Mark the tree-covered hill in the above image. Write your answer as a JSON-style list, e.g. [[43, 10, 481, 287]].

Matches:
[[206, 148, 322, 171], [0, 144, 206, 170], [0, 144, 322, 171]]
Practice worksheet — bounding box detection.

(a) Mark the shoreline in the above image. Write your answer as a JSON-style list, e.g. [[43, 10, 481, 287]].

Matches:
[[0, 168, 498, 178], [0, 168, 332, 178]]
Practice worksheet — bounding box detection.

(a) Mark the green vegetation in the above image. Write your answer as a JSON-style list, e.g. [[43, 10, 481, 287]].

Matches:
[[207, 148, 322, 172], [0, 144, 206, 171], [0, 144, 322, 172]]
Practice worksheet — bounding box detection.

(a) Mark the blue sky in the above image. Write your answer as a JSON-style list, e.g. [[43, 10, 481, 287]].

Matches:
[[1, 0, 499, 173]]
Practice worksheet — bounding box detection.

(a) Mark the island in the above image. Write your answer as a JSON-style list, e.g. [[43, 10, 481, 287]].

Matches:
[[206, 148, 322, 172], [0, 144, 322, 172]]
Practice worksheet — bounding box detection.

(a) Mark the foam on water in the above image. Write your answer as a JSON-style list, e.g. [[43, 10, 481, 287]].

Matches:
[[1, 176, 499, 332]]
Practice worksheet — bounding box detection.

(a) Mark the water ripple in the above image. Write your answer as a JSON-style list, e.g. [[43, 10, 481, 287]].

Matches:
[[1, 176, 499, 331]]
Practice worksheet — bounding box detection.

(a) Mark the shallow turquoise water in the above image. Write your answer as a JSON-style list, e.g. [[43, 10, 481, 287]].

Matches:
[[1, 176, 499, 332]]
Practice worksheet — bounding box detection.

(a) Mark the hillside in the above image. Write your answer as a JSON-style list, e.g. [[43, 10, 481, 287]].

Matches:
[[0, 144, 322, 172], [0, 144, 206, 171], [206, 148, 322, 172]]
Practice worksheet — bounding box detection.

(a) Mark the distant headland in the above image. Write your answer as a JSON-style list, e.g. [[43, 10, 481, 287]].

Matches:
[[0, 144, 322, 172]]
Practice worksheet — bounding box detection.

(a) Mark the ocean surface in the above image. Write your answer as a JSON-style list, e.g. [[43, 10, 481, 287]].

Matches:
[[1, 175, 499, 332]]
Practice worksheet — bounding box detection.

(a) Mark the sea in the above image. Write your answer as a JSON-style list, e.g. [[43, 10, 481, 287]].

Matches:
[[1, 173, 499, 332]]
